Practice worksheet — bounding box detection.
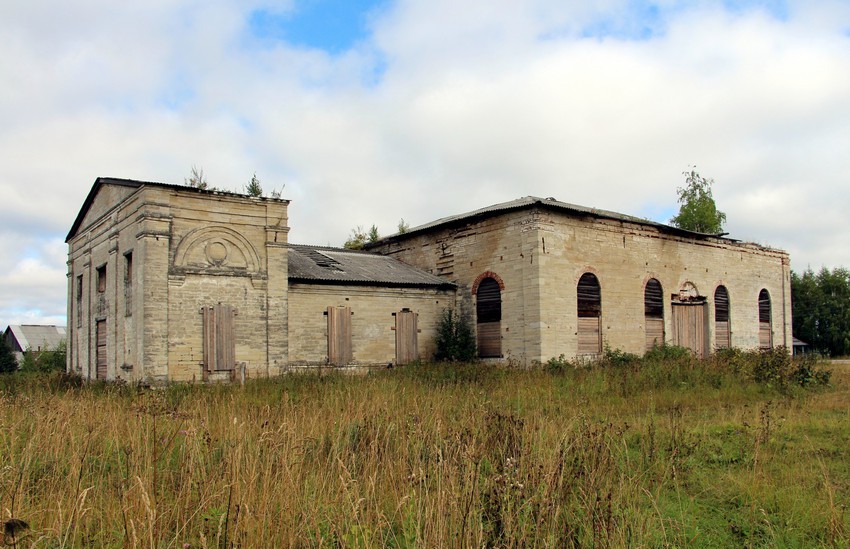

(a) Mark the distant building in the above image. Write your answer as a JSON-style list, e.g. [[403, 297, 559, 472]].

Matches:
[[3, 325, 66, 365], [66, 178, 791, 382]]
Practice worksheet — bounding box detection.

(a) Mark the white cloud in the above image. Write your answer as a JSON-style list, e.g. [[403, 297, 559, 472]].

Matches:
[[1, 0, 849, 324]]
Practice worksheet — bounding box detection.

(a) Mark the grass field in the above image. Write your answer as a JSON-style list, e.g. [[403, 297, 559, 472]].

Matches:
[[0, 349, 847, 547]]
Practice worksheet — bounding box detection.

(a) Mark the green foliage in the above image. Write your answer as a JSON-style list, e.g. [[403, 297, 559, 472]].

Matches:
[[544, 354, 573, 373], [714, 346, 831, 392], [601, 344, 641, 367], [434, 308, 476, 362], [245, 172, 263, 197], [0, 335, 17, 373], [397, 218, 410, 234], [19, 340, 67, 373], [344, 224, 381, 249], [792, 266, 850, 357], [670, 168, 727, 234], [184, 165, 209, 190]]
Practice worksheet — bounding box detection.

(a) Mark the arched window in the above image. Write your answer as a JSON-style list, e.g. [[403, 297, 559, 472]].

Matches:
[[758, 289, 772, 349], [644, 279, 664, 351], [714, 286, 730, 349], [577, 273, 602, 355], [476, 277, 502, 358]]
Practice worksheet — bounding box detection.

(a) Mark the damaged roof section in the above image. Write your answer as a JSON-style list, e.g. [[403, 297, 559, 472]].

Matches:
[[288, 244, 455, 289]]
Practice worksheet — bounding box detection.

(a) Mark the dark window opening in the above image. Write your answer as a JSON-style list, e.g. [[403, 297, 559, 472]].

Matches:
[[96, 265, 106, 293]]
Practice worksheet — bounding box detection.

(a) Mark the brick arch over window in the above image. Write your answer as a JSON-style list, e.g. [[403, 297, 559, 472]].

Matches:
[[472, 271, 505, 295]]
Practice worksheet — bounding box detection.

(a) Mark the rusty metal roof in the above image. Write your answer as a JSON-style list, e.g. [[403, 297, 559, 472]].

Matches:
[[288, 244, 454, 288]]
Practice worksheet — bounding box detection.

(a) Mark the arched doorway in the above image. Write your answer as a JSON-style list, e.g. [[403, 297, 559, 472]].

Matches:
[[577, 273, 602, 355], [714, 286, 730, 349], [758, 289, 772, 349], [476, 277, 502, 358], [645, 279, 664, 351]]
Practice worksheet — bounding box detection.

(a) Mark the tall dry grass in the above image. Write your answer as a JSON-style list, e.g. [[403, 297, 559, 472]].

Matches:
[[0, 353, 846, 547]]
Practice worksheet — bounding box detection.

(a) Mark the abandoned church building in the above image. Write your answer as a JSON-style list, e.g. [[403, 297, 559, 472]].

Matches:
[[66, 178, 792, 382]]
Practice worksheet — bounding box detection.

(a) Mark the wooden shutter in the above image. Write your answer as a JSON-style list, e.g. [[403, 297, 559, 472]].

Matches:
[[395, 310, 418, 365], [714, 286, 730, 349], [476, 278, 502, 358], [758, 290, 772, 349], [202, 304, 236, 376], [577, 317, 602, 355], [577, 273, 602, 355], [327, 306, 352, 366], [645, 279, 664, 351], [96, 319, 107, 380]]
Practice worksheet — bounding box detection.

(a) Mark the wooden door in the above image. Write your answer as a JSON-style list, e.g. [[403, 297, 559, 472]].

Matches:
[[96, 319, 107, 380], [202, 304, 236, 377], [395, 310, 418, 365], [327, 306, 352, 366], [672, 302, 707, 358]]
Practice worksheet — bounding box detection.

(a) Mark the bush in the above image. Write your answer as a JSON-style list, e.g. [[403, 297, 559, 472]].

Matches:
[[544, 354, 573, 374], [600, 345, 641, 367], [0, 336, 17, 373], [19, 340, 67, 373], [434, 309, 476, 362]]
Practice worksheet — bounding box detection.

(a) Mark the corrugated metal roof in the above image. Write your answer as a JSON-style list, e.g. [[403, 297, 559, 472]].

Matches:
[[370, 195, 732, 245], [288, 244, 454, 288], [5, 325, 66, 353]]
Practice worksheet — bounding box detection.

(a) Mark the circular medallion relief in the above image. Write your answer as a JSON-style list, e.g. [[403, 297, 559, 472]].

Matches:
[[205, 241, 229, 266]]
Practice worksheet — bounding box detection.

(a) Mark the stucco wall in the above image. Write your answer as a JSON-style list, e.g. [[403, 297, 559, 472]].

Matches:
[[288, 284, 455, 367], [372, 206, 791, 364], [68, 182, 290, 382]]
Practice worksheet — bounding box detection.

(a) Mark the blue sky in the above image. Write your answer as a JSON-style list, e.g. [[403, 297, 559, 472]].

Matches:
[[250, 0, 387, 53], [1, 0, 849, 326]]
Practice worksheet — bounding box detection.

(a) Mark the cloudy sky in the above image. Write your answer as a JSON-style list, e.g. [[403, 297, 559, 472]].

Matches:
[[1, 0, 849, 326]]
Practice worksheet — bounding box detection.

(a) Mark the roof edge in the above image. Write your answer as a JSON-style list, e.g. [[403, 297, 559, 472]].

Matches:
[[66, 177, 290, 243]]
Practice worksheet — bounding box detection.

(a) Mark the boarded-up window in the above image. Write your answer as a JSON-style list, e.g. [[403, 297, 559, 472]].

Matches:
[[124, 252, 133, 317], [645, 279, 664, 351], [96, 319, 107, 380], [577, 273, 602, 355], [715, 286, 730, 349], [758, 289, 772, 349], [202, 304, 236, 375], [327, 306, 352, 366], [395, 309, 418, 366], [476, 277, 502, 358], [97, 265, 107, 293], [76, 275, 83, 328]]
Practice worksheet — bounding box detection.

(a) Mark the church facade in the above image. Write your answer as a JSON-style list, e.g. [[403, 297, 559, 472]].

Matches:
[[66, 179, 791, 381]]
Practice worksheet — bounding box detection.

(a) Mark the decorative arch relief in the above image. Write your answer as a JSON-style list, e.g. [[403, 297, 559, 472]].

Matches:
[[674, 281, 705, 303], [172, 226, 261, 275]]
